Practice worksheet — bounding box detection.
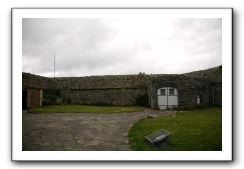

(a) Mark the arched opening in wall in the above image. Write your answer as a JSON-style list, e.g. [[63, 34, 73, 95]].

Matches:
[[197, 95, 201, 105], [157, 87, 178, 110]]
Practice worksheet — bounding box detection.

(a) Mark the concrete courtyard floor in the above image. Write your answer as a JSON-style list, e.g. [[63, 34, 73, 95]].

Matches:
[[22, 110, 175, 151]]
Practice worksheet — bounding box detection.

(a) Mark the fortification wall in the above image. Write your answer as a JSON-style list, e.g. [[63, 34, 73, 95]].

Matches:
[[22, 73, 52, 89], [68, 88, 147, 105], [53, 74, 148, 89], [53, 74, 148, 105], [23, 73, 149, 106], [148, 74, 212, 109], [22, 66, 222, 108], [185, 65, 222, 106], [212, 83, 222, 106], [184, 66, 222, 83]]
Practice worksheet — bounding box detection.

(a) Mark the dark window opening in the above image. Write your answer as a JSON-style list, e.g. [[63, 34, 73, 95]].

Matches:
[[160, 89, 166, 96], [169, 89, 175, 95]]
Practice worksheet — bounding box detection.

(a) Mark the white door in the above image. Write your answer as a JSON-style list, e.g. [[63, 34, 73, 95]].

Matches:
[[157, 87, 178, 110], [197, 95, 201, 105]]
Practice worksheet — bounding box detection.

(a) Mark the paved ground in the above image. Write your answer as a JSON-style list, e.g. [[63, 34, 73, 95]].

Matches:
[[22, 110, 175, 151]]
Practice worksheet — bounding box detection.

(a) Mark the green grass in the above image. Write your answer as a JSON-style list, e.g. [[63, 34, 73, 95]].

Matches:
[[29, 105, 145, 114], [128, 107, 222, 151]]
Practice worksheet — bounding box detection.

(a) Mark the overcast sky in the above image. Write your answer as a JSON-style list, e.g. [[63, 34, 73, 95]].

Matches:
[[22, 18, 222, 77]]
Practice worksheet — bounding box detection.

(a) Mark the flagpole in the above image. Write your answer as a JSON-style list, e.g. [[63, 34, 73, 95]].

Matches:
[[54, 53, 55, 77]]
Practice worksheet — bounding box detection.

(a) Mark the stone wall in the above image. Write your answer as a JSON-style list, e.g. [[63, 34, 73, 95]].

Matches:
[[53, 74, 148, 89], [22, 66, 222, 108], [53, 75, 148, 105], [212, 83, 222, 106], [22, 73, 51, 89], [23, 73, 149, 106], [185, 66, 222, 83], [185, 66, 222, 106], [68, 88, 147, 105], [148, 74, 213, 109]]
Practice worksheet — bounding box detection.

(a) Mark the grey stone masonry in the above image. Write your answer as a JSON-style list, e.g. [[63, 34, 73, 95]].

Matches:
[[148, 74, 213, 109], [22, 66, 222, 109]]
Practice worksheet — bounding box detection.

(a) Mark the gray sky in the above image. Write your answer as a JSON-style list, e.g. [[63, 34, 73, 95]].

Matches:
[[22, 18, 222, 77]]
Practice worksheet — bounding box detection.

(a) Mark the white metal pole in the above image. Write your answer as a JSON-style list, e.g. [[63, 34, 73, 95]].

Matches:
[[54, 53, 55, 77]]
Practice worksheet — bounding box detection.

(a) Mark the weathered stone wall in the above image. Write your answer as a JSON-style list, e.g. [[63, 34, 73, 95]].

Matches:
[[22, 73, 51, 89], [212, 83, 222, 106], [148, 74, 213, 109], [185, 66, 222, 83], [22, 66, 222, 108], [185, 66, 222, 106], [68, 88, 147, 105], [52, 75, 148, 105], [23, 73, 149, 106], [53, 74, 148, 89]]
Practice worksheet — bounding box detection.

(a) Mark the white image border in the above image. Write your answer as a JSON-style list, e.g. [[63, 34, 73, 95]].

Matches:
[[12, 8, 232, 161]]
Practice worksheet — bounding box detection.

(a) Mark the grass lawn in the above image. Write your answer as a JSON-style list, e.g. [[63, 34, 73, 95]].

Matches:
[[128, 107, 222, 151], [29, 105, 145, 114]]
